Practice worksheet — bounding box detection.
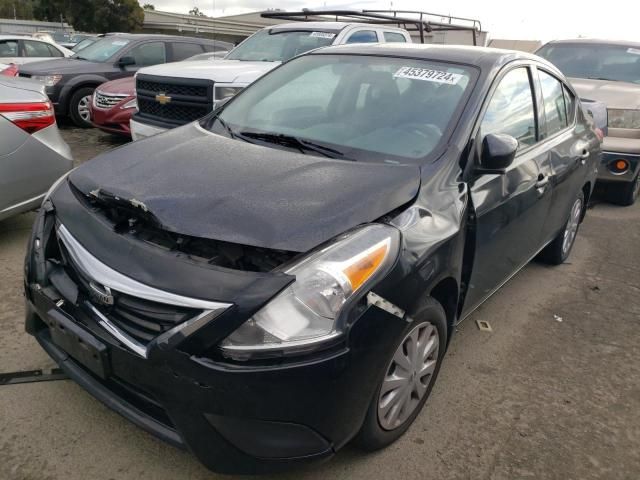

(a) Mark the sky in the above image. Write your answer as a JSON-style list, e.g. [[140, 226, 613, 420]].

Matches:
[[139, 0, 640, 42]]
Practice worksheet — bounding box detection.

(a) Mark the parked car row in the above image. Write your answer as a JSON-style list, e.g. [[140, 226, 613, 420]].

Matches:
[[0, 15, 636, 476]]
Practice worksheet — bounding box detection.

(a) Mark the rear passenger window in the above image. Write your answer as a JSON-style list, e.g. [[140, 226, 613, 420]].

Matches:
[[563, 85, 576, 124], [46, 44, 63, 57], [346, 31, 378, 44], [384, 32, 407, 43], [481, 68, 537, 149], [172, 42, 204, 61], [23, 40, 53, 57], [539, 70, 568, 137], [128, 42, 166, 66]]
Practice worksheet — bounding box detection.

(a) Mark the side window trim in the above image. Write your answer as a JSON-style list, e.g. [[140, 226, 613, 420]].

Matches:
[[535, 66, 574, 142], [476, 64, 540, 158]]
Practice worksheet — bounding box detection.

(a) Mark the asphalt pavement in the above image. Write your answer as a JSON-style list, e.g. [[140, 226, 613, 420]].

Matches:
[[1, 126, 638, 480]]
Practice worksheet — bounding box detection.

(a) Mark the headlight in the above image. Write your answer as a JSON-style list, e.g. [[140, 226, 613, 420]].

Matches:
[[31, 74, 63, 87], [121, 98, 137, 110], [608, 109, 640, 129], [214, 86, 243, 101], [220, 224, 401, 359]]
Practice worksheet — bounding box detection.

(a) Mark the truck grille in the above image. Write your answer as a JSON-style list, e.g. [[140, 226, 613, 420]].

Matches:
[[94, 91, 128, 109], [136, 74, 213, 127]]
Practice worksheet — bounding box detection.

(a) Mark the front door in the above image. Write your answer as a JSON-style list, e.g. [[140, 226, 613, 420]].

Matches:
[[462, 66, 554, 314]]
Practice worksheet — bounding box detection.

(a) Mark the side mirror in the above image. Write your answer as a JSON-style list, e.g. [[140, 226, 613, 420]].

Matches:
[[478, 133, 518, 174], [116, 56, 135, 68]]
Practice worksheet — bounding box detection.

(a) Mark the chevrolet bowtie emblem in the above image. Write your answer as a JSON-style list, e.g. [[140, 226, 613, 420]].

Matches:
[[155, 92, 172, 105]]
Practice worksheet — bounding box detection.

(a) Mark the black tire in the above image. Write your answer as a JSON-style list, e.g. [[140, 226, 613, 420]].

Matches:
[[539, 190, 585, 265], [354, 297, 448, 451], [608, 173, 640, 207], [68, 87, 95, 128]]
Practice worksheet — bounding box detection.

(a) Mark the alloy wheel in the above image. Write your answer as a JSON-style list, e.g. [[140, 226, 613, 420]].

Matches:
[[562, 197, 583, 255], [377, 321, 439, 431], [77, 95, 92, 122]]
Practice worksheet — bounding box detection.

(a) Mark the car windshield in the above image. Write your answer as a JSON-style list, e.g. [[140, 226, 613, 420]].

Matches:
[[205, 54, 474, 163], [225, 29, 336, 62], [72, 38, 96, 52], [537, 43, 640, 84], [73, 37, 130, 62], [52, 32, 72, 43]]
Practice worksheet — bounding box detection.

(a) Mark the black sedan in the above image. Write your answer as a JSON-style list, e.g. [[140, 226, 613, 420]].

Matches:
[[24, 43, 600, 474]]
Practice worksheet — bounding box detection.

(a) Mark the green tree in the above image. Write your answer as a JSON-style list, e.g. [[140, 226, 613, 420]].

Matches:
[[0, 0, 35, 19], [143, 3, 154, 10]]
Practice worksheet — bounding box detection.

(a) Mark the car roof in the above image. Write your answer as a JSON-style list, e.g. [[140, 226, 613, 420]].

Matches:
[[268, 21, 404, 33], [544, 38, 640, 49], [309, 43, 555, 70], [94, 33, 222, 43]]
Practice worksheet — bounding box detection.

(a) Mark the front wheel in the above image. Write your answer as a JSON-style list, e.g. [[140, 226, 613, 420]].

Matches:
[[354, 297, 447, 451], [69, 87, 95, 128], [539, 190, 584, 265]]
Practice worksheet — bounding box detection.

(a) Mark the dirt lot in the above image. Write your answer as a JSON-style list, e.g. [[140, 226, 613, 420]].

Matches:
[[1, 126, 639, 480]]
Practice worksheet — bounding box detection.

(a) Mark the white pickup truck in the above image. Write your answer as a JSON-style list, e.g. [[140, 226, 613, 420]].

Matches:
[[130, 22, 412, 140]]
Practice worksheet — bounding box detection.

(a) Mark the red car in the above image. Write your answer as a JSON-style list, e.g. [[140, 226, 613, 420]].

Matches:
[[90, 77, 136, 137]]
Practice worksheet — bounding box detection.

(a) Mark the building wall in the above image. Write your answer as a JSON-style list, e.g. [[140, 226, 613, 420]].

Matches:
[[0, 18, 71, 35]]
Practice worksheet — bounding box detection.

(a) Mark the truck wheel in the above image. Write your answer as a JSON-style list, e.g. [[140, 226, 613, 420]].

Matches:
[[354, 297, 447, 451], [609, 173, 640, 206], [539, 190, 584, 265], [69, 87, 95, 128]]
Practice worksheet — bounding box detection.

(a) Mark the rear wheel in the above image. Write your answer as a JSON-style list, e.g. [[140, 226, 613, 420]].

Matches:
[[539, 190, 584, 265], [69, 87, 95, 128], [354, 297, 447, 451], [608, 173, 640, 206]]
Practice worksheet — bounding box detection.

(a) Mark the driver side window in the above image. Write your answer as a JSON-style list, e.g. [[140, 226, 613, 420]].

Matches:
[[481, 68, 538, 149]]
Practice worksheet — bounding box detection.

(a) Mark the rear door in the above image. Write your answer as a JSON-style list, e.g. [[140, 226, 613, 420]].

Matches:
[[168, 42, 205, 62], [20, 39, 63, 64], [535, 68, 593, 243], [463, 65, 554, 314]]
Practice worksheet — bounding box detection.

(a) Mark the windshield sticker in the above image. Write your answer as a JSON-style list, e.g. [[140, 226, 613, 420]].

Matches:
[[112, 40, 128, 46], [627, 47, 640, 55], [310, 32, 336, 39], [393, 66, 463, 85]]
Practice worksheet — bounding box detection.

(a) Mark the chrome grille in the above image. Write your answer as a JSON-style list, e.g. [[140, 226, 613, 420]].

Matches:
[[94, 91, 128, 109]]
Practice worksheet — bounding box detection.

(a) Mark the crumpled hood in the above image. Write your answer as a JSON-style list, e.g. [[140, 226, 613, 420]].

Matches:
[[569, 77, 640, 110], [19, 57, 107, 75], [68, 124, 420, 252], [137, 59, 278, 84]]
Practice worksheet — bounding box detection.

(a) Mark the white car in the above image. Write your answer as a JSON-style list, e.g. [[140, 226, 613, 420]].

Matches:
[[0, 35, 74, 67], [130, 22, 412, 140]]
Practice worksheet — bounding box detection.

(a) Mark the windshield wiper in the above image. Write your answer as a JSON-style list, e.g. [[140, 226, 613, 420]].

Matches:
[[214, 116, 238, 139], [237, 131, 345, 159], [74, 56, 88, 61]]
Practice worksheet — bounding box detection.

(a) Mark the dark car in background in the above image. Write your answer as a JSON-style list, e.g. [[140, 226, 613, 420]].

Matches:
[[25, 44, 599, 474], [537, 39, 640, 205], [18, 34, 233, 128]]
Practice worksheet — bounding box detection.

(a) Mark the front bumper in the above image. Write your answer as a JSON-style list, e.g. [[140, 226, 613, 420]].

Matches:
[[598, 151, 640, 183], [130, 118, 167, 141], [25, 289, 401, 474], [90, 103, 134, 137]]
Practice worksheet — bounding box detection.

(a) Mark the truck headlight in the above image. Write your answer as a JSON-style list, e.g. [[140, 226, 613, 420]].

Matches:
[[608, 109, 640, 129], [220, 224, 400, 359], [31, 74, 62, 87], [214, 86, 243, 101]]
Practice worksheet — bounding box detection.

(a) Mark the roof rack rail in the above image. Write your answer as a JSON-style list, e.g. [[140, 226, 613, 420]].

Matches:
[[260, 9, 482, 46]]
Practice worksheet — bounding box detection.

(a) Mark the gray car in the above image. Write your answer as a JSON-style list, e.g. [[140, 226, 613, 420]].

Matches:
[[0, 77, 73, 221], [537, 39, 640, 205]]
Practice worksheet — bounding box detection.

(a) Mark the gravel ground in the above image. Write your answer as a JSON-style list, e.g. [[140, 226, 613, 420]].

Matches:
[[0, 126, 638, 480]]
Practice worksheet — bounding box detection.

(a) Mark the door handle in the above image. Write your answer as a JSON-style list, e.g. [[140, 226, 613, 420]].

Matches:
[[535, 174, 549, 189], [579, 149, 589, 164]]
